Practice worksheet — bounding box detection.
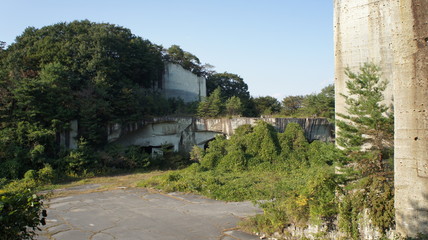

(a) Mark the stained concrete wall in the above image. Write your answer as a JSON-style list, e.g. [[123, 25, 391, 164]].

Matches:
[[108, 117, 219, 153], [335, 0, 428, 236], [334, 0, 396, 117], [202, 117, 334, 143], [59, 120, 78, 150], [392, 1, 428, 236], [162, 63, 206, 102]]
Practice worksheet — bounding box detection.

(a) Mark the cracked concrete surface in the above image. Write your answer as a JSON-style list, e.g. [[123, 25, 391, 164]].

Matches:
[[36, 187, 262, 240]]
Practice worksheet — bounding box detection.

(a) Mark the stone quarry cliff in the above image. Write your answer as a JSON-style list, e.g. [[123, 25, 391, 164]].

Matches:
[[106, 117, 334, 153]]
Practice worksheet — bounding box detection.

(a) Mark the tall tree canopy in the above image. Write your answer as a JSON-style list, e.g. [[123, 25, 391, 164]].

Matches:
[[0, 20, 166, 148], [165, 45, 202, 76], [253, 96, 281, 116], [282, 95, 304, 116], [298, 84, 335, 119], [206, 72, 250, 100], [206, 72, 253, 116]]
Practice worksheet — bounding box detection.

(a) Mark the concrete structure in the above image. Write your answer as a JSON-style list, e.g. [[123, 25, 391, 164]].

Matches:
[[107, 117, 334, 153], [162, 63, 206, 102], [59, 120, 78, 149], [334, 0, 428, 236]]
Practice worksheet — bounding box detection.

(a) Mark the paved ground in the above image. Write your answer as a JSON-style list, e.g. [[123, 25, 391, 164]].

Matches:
[[36, 185, 262, 240]]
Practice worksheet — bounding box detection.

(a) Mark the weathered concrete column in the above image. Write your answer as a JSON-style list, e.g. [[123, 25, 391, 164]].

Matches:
[[335, 0, 428, 237], [393, 1, 428, 236]]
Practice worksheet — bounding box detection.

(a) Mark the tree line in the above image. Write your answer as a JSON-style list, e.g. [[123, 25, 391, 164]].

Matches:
[[0, 19, 396, 239], [0, 20, 335, 181]]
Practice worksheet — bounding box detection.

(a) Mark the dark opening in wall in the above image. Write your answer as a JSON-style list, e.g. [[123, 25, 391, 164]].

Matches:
[[425, 38, 428, 46]]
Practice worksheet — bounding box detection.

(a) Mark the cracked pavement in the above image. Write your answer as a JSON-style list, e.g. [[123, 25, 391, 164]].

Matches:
[[36, 186, 262, 240]]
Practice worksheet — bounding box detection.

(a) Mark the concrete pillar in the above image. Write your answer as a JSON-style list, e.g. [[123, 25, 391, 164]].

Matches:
[[393, 1, 428, 236], [334, 0, 428, 237]]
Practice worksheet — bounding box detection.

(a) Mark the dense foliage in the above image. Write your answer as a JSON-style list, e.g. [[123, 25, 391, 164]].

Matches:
[[0, 166, 52, 240], [280, 84, 335, 119], [204, 72, 256, 116], [141, 122, 346, 234], [248, 84, 334, 119], [0, 189, 44, 240], [252, 96, 282, 116], [299, 84, 335, 119], [164, 45, 203, 76], [143, 64, 395, 238], [0, 21, 207, 180]]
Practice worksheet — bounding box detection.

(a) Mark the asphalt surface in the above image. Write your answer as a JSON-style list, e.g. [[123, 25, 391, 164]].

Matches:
[[36, 185, 262, 240]]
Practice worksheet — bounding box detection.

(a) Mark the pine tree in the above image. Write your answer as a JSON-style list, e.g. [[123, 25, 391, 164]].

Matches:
[[225, 96, 243, 116], [336, 63, 394, 175], [197, 87, 223, 118]]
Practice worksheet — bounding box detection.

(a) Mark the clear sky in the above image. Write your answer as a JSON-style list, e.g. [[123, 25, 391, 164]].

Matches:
[[0, 0, 334, 100]]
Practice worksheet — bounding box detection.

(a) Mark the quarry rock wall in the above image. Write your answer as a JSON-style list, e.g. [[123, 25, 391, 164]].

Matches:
[[107, 117, 334, 153], [162, 63, 206, 102]]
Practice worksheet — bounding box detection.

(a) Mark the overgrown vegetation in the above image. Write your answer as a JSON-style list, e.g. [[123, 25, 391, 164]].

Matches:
[[141, 122, 346, 234], [143, 63, 396, 238], [0, 21, 208, 238], [0, 19, 395, 239], [0, 165, 52, 240]]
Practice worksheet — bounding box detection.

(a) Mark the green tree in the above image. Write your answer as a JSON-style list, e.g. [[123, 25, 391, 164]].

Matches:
[[336, 63, 395, 238], [299, 84, 335, 119], [207, 72, 253, 116], [282, 95, 304, 116], [1, 20, 165, 149], [336, 63, 393, 174], [253, 96, 281, 116], [225, 96, 243, 116], [166, 45, 202, 75], [206, 72, 250, 100], [197, 87, 223, 118]]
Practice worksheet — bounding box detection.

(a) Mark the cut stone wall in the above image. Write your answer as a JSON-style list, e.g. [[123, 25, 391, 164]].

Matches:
[[108, 117, 334, 153], [162, 63, 206, 102], [335, 0, 428, 237]]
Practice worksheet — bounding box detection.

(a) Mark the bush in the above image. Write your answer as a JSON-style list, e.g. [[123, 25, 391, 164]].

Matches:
[[64, 138, 99, 175], [0, 181, 46, 240], [37, 164, 55, 184], [141, 121, 344, 236], [24, 170, 38, 181], [0, 160, 22, 179], [102, 145, 151, 169], [124, 146, 151, 168]]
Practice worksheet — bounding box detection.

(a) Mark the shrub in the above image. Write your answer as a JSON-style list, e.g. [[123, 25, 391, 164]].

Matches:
[[64, 138, 99, 175], [24, 170, 38, 181], [0, 180, 46, 240], [37, 164, 55, 184], [0, 160, 22, 179], [125, 146, 150, 168]]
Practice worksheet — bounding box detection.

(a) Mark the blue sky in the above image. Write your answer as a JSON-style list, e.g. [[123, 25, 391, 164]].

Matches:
[[0, 0, 333, 99]]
